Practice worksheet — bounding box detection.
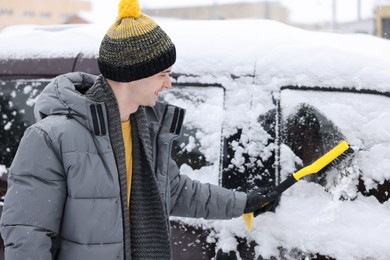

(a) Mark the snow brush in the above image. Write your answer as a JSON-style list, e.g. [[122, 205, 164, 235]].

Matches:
[[243, 140, 350, 231]]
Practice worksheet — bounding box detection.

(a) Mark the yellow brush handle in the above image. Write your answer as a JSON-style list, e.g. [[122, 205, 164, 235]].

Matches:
[[243, 212, 253, 230], [243, 140, 350, 231], [293, 141, 349, 180]]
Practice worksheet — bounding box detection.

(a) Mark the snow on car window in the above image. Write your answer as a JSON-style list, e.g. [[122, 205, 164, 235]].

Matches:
[[161, 85, 224, 185], [0, 164, 6, 177], [280, 88, 390, 192], [0, 79, 49, 167]]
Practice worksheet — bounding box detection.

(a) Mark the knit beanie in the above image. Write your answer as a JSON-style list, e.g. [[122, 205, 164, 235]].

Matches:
[[98, 0, 176, 82]]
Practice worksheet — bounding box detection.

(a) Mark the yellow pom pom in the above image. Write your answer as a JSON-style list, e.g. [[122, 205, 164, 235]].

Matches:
[[118, 0, 141, 19]]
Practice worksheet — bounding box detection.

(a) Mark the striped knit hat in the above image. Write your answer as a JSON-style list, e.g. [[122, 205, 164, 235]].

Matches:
[[98, 0, 176, 82]]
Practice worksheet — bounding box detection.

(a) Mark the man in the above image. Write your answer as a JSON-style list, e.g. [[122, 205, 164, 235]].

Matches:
[[0, 0, 279, 259]]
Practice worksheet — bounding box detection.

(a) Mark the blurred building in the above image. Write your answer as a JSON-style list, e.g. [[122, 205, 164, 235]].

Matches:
[[376, 5, 390, 39], [144, 1, 288, 23], [0, 0, 91, 30], [292, 18, 375, 35]]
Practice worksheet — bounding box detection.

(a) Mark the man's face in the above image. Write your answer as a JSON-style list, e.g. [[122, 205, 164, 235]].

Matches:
[[130, 67, 172, 107], [115, 67, 172, 107]]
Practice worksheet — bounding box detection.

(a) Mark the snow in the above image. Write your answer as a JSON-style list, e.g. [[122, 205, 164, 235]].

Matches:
[[281, 90, 390, 186], [0, 165, 6, 177], [162, 86, 224, 166], [3, 122, 12, 131], [2, 19, 390, 259], [0, 24, 103, 59], [176, 183, 390, 259], [163, 20, 390, 259], [252, 183, 390, 260]]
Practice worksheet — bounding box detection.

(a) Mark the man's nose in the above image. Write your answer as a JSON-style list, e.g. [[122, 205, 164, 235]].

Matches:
[[163, 77, 172, 89]]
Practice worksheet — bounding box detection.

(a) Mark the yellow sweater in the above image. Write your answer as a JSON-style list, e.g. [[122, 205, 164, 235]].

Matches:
[[121, 120, 132, 206]]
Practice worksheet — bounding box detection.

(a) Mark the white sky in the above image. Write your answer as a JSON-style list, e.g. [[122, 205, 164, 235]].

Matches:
[[88, 0, 387, 24]]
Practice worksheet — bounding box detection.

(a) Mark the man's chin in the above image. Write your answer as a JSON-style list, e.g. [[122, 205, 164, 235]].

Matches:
[[145, 100, 157, 107]]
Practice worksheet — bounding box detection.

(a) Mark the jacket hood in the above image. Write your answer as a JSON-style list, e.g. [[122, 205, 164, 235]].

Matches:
[[34, 72, 98, 127]]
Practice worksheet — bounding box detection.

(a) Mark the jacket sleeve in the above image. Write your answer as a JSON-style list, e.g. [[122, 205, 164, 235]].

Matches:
[[168, 157, 247, 219], [0, 126, 66, 260]]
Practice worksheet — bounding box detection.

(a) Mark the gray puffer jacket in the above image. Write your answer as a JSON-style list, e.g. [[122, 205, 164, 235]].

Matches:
[[0, 72, 247, 260]]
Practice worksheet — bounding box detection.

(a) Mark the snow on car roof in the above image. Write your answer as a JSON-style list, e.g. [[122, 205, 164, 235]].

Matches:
[[0, 23, 102, 60], [1, 19, 390, 91], [166, 19, 390, 92]]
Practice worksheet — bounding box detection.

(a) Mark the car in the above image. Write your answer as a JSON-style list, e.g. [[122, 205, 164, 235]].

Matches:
[[1, 20, 390, 260]]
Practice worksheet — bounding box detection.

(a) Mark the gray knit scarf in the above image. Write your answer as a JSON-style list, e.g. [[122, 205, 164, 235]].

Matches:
[[85, 75, 171, 260]]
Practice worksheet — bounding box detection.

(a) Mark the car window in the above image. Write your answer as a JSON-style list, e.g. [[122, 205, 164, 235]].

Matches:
[[221, 108, 277, 192], [280, 88, 390, 201], [161, 85, 224, 185], [0, 79, 49, 168]]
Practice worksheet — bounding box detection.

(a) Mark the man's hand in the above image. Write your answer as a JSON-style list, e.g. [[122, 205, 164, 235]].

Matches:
[[244, 188, 280, 217]]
